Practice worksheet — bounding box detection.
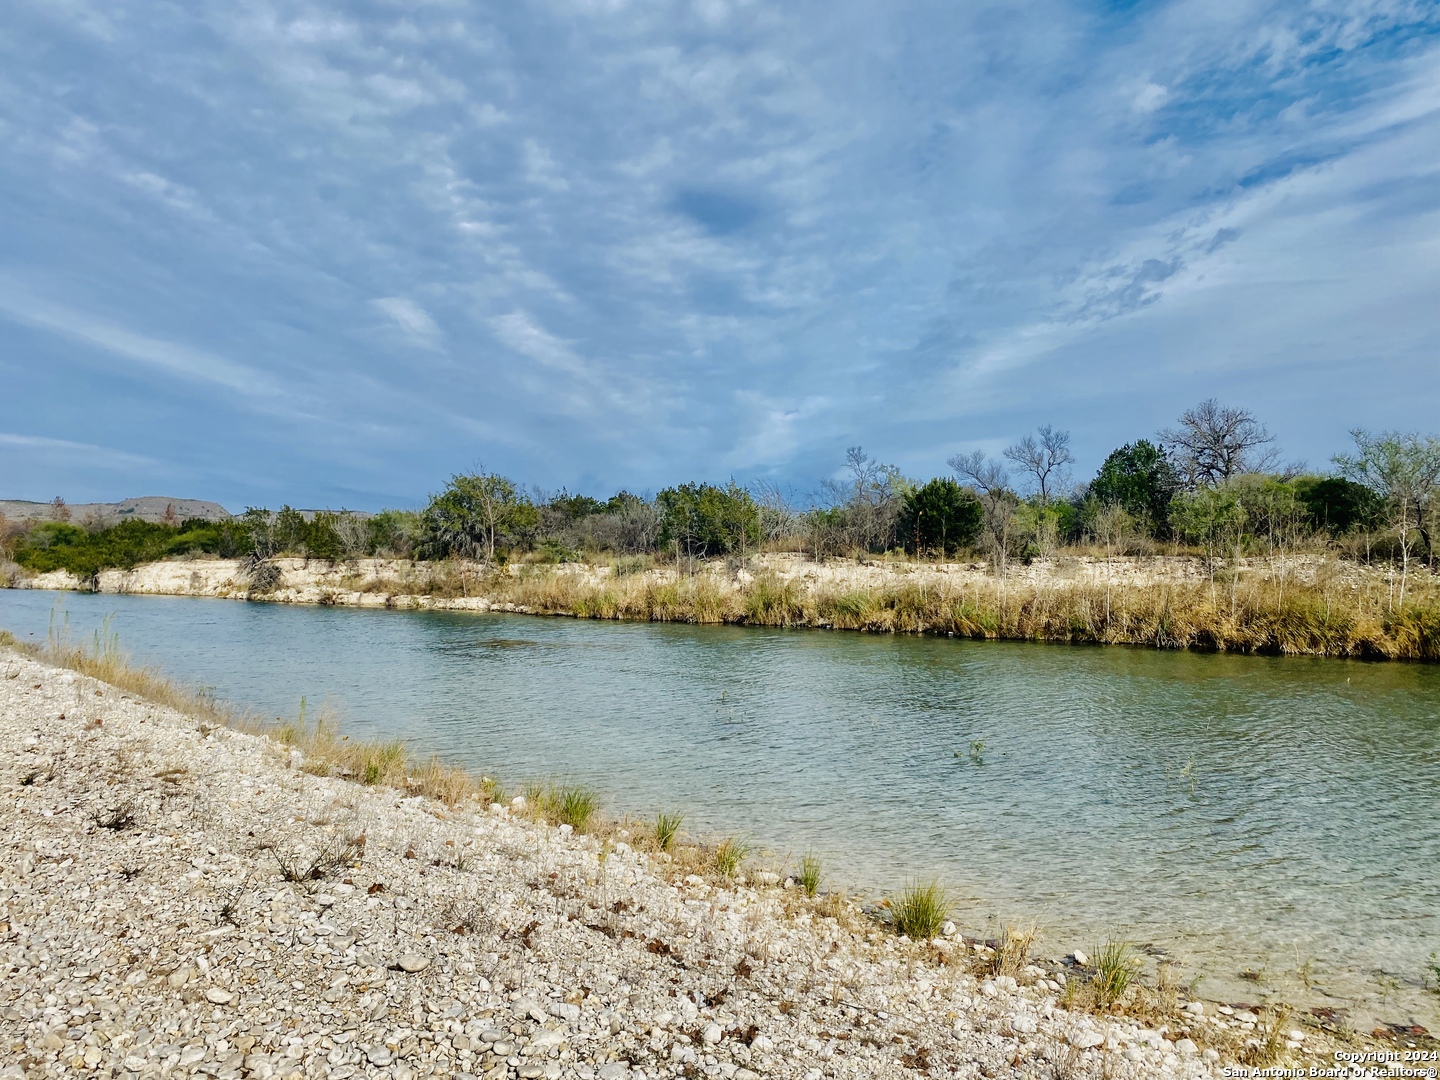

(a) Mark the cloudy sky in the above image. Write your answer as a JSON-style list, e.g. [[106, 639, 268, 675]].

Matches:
[[2, 0, 1437, 510]]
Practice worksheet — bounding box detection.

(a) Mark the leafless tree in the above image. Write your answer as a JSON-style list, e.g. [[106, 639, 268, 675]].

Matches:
[[1003, 425, 1075, 503], [947, 450, 1018, 574], [1160, 399, 1278, 487]]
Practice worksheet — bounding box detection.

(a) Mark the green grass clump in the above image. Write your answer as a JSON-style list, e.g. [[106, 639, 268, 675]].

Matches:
[[713, 837, 750, 878], [799, 853, 823, 897], [654, 811, 684, 852], [1091, 940, 1142, 1008], [891, 880, 948, 940], [551, 785, 599, 831]]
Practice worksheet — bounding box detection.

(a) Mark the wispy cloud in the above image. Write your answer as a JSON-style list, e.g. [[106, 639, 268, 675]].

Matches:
[[0, 0, 1436, 507]]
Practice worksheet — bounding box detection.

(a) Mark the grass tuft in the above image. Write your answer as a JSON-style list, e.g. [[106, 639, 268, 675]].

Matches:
[[553, 785, 599, 830], [799, 853, 823, 897], [1090, 940, 1142, 1009], [712, 836, 750, 878], [891, 879, 948, 940], [654, 811, 684, 852]]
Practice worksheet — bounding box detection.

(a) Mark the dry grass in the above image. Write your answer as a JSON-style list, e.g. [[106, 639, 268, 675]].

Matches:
[[461, 557, 1440, 660]]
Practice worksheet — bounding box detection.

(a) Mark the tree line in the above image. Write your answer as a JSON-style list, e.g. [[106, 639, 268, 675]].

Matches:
[[4, 401, 1438, 588]]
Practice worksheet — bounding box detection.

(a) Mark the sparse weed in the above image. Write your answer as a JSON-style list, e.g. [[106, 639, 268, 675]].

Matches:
[[799, 853, 823, 897], [216, 884, 244, 927], [654, 811, 684, 852], [982, 924, 1038, 978], [1243, 1007, 1292, 1069], [891, 880, 948, 940], [273, 835, 364, 884]]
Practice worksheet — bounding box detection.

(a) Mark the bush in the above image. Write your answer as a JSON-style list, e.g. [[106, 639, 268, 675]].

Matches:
[[897, 478, 983, 557], [1089, 440, 1181, 538], [656, 482, 760, 559]]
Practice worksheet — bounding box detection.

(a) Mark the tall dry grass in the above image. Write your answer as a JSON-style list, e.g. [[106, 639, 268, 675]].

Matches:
[[478, 561, 1440, 660]]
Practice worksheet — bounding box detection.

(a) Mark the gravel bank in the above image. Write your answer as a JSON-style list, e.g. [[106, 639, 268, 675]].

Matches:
[[0, 647, 1225, 1080]]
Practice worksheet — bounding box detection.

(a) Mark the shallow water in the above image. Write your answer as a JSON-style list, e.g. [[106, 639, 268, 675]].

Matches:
[[3, 588, 1438, 1025]]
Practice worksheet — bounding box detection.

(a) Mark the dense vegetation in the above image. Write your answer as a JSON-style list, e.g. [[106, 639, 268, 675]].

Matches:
[[4, 401, 1438, 604]]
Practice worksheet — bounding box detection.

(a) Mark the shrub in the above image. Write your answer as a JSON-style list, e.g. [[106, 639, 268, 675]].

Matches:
[[1090, 940, 1142, 1009], [712, 836, 750, 878], [897, 478, 983, 557], [799, 853, 823, 897]]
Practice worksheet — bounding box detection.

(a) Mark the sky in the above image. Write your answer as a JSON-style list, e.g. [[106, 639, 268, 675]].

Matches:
[[1, 0, 1437, 512]]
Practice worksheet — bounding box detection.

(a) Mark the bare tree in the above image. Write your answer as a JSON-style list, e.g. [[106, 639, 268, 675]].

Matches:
[[1003, 425, 1075, 503], [1161, 399, 1278, 487], [947, 450, 1018, 574]]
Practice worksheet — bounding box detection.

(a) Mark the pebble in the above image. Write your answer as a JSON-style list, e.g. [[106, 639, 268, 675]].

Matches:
[[396, 953, 431, 972], [1071, 949, 1089, 966], [205, 987, 234, 1004]]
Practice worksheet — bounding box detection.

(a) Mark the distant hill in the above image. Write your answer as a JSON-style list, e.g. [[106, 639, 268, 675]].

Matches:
[[0, 497, 233, 526]]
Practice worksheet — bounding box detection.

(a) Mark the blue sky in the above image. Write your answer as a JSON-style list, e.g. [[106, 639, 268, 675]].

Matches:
[[2, 0, 1437, 511]]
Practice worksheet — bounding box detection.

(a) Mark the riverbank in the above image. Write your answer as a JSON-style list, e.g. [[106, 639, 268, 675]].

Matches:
[[3, 639, 1381, 1079], [8, 551, 1440, 659]]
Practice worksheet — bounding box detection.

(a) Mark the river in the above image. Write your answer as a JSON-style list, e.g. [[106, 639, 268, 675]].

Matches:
[[3, 587, 1437, 1028]]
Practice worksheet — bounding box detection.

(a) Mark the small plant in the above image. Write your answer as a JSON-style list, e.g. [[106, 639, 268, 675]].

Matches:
[[1429, 953, 1440, 997], [119, 863, 142, 881], [1244, 1007, 1292, 1069], [987, 924, 1038, 977], [216, 885, 244, 927], [654, 811, 684, 852], [1091, 940, 1142, 1009], [95, 801, 137, 831], [969, 739, 986, 764], [799, 853, 823, 897], [553, 786, 599, 831], [273, 835, 364, 884], [891, 880, 948, 940], [713, 837, 751, 878]]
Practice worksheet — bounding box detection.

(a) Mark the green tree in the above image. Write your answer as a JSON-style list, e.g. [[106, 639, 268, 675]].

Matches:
[[898, 479, 983, 557], [656, 482, 760, 562], [1090, 440, 1181, 537], [1170, 486, 1247, 604], [1334, 430, 1440, 605], [1292, 476, 1382, 537], [423, 472, 539, 561]]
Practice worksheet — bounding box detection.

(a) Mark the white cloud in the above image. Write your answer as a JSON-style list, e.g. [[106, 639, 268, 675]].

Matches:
[[489, 311, 586, 374], [370, 297, 443, 345]]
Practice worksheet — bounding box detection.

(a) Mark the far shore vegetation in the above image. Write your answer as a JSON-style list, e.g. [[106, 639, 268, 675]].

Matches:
[[4, 401, 1439, 659]]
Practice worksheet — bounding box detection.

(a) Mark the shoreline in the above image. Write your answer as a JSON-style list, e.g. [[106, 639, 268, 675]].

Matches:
[[2, 640, 1425, 1079], [6, 551, 1440, 661]]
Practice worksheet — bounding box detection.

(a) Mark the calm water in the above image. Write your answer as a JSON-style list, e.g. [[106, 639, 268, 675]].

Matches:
[[3, 589, 1438, 1024]]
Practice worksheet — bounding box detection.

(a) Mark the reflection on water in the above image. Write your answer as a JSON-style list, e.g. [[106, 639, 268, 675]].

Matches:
[[3, 588, 1437, 1026]]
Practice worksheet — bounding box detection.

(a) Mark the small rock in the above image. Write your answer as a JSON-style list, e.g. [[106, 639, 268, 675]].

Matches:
[[1287, 1028, 1305, 1042], [1175, 1039, 1199, 1055], [598, 1064, 629, 1080], [396, 953, 430, 973], [1070, 1029, 1104, 1049], [314, 893, 335, 907], [366, 1045, 393, 1066], [168, 966, 193, 988], [751, 1034, 774, 1053], [1203, 1049, 1221, 1062], [558, 823, 573, 836], [1071, 949, 1089, 966], [205, 988, 233, 1004], [1183, 1001, 1204, 1015], [941, 920, 957, 937], [1011, 1014, 1038, 1034], [702, 1023, 722, 1045], [511, 795, 527, 809], [754, 871, 780, 886], [683, 874, 705, 886], [517, 1066, 544, 1079]]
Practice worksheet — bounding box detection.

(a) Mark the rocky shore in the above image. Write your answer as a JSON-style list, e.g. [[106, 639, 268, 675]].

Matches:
[[0, 646, 1278, 1079]]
